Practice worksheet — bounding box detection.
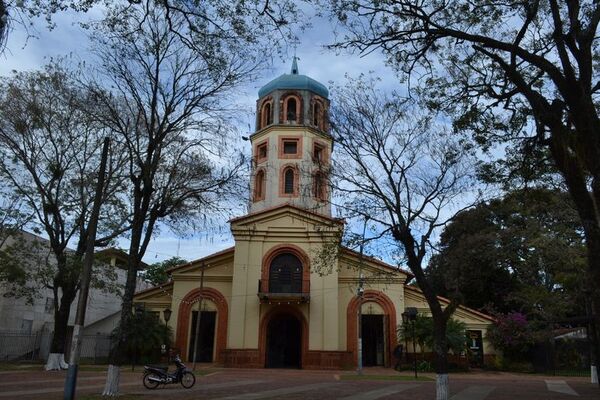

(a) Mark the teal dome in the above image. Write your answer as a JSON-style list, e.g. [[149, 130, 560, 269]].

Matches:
[[258, 58, 329, 99]]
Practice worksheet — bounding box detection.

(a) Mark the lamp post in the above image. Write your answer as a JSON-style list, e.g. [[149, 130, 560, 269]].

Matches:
[[402, 307, 418, 379], [162, 308, 172, 360], [163, 307, 172, 328], [356, 216, 369, 375]]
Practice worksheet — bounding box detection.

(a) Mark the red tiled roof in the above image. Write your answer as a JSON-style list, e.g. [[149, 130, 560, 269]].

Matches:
[[404, 285, 495, 322]]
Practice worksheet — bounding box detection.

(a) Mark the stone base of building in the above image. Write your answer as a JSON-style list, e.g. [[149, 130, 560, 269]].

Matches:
[[304, 351, 354, 370], [221, 349, 354, 370], [222, 349, 262, 368]]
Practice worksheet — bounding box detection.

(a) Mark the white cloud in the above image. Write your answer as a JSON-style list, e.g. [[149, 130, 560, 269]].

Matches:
[[0, 7, 401, 264]]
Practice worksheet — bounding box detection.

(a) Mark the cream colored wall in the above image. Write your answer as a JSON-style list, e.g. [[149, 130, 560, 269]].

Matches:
[[135, 212, 495, 360], [228, 239, 259, 349], [164, 260, 233, 339], [229, 210, 342, 351], [337, 264, 406, 350], [249, 126, 332, 216], [336, 253, 407, 349], [404, 290, 496, 355]]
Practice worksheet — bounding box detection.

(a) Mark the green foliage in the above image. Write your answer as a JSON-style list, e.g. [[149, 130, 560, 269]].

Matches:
[[113, 311, 172, 364], [426, 188, 586, 322], [398, 315, 467, 356], [143, 257, 187, 286], [486, 312, 535, 362]]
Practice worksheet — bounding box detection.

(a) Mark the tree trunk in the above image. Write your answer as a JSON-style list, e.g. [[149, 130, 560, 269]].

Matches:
[[45, 289, 76, 370], [103, 221, 144, 396], [102, 364, 120, 396], [433, 318, 449, 400], [587, 242, 600, 386]]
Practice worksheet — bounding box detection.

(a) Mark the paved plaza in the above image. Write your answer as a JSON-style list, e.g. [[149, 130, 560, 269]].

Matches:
[[0, 368, 598, 399]]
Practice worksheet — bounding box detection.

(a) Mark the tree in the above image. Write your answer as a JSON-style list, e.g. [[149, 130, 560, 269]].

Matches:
[[486, 312, 535, 363], [326, 0, 600, 386], [0, 0, 300, 55], [115, 310, 172, 365], [0, 62, 128, 369], [143, 256, 187, 286], [86, 4, 248, 395], [427, 188, 587, 322], [330, 75, 477, 398], [399, 315, 467, 359]]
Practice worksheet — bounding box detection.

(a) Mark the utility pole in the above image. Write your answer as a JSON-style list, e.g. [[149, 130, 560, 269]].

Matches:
[[357, 216, 368, 375], [192, 261, 205, 370], [64, 137, 110, 400]]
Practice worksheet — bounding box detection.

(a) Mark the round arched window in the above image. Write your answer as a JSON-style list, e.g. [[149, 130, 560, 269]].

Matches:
[[269, 253, 302, 293], [261, 102, 272, 128], [286, 97, 298, 123]]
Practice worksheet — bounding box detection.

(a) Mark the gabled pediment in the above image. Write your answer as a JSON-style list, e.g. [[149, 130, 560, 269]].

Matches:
[[230, 204, 343, 239]]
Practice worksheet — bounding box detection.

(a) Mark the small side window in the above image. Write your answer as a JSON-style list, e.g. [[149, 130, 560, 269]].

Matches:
[[256, 141, 268, 163]]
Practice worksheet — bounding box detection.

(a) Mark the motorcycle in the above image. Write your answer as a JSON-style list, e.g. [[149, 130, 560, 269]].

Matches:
[[143, 355, 196, 389]]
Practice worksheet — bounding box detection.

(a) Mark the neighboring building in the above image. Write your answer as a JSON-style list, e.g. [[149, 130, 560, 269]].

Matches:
[[0, 231, 150, 336], [134, 59, 495, 369]]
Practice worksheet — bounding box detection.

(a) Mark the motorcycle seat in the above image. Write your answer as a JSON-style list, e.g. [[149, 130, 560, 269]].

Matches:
[[145, 364, 168, 370]]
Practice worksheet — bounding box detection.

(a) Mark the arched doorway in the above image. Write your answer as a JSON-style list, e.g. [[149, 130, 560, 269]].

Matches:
[[346, 290, 397, 368], [265, 313, 302, 368]]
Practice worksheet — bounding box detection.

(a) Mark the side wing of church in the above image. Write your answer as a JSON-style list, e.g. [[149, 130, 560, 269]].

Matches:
[[134, 59, 496, 369]]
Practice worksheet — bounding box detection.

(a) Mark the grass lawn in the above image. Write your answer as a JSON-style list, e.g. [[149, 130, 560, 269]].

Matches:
[[0, 363, 42, 371], [340, 374, 434, 382], [78, 396, 144, 400]]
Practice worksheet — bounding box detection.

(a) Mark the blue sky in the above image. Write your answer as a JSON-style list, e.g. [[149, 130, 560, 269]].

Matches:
[[1, 7, 400, 264]]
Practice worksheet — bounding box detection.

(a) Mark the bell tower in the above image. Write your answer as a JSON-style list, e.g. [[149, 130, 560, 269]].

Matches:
[[249, 58, 332, 216]]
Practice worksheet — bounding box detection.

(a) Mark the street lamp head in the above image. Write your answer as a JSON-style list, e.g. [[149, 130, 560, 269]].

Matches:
[[134, 303, 144, 316], [163, 307, 172, 323], [357, 286, 365, 297], [404, 307, 418, 321]]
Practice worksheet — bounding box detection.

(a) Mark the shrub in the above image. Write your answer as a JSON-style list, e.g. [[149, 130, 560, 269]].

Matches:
[[486, 312, 534, 361]]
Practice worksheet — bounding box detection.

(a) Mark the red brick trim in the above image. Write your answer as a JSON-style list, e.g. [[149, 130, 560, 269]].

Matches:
[[279, 164, 300, 197], [258, 97, 273, 129], [261, 244, 310, 294], [255, 138, 269, 164], [304, 351, 354, 370], [346, 290, 397, 368], [310, 97, 326, 131], [258, 305, 308, 368], [278, 135, 303, 159], [312, 139, 329, 164], [312, 170, 328, 202], [253, 168, 266, 202], [176, 287, 228, 363], [280, 92, 303, 124], [222, 349, 262, 368]]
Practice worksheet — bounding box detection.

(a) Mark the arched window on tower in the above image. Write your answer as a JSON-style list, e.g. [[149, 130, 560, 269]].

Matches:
[[313, 101, 322, 129], [283, 167, 296, 195], [285, 97, 298, 123], [254, 169, 266, 201], [269, 253, 302, 293], [313, 171, 327, 201], [261, 102, 272, 128]]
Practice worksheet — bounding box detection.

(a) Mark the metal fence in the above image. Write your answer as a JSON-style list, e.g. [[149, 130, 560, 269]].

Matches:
[[0, 330, 112, 363], [532, 338, 591, 377]]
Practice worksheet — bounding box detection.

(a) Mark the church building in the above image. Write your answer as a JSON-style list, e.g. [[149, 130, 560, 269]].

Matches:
[[134, 60, 496, 369]]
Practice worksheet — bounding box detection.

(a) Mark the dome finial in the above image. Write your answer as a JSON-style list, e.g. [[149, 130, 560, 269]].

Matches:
[[291, 56, 299, 75]]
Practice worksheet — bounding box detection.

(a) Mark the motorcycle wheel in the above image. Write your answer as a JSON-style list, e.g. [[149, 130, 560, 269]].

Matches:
[[180, 371, 196, 388], [143, 372, 161, 390]]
